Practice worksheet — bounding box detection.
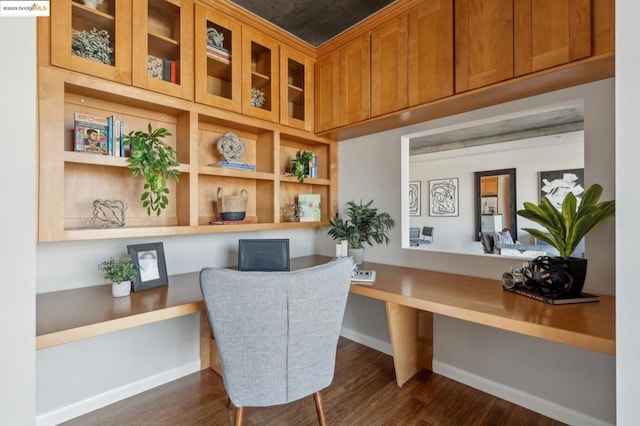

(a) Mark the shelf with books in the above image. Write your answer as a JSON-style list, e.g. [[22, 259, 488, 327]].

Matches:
[[279, 183, 329, 223], [279, 134, 330, 181]]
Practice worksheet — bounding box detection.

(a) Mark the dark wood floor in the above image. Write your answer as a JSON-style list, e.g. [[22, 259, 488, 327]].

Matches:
[[64, 338, 564, 425]]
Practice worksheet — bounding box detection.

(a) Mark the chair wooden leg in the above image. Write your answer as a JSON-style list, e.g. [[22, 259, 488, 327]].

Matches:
[[313, 392, 327, 426], [234, 406, 244, 426]]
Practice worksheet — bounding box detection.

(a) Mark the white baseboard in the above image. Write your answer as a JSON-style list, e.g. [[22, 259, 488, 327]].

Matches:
[[36, 360, 201, 426], [340, 326, 393, 356], [433, 361, 613, 426]]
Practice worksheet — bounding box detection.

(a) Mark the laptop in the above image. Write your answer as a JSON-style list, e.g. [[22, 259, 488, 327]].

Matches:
[[238, 239, 291, 271]]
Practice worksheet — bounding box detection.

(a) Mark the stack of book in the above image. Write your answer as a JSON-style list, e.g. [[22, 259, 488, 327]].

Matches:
[[74, 112, 128, 157], [207, 161, 255, 171], [206, 45, 231, 65], [147, 55, 177, 83]]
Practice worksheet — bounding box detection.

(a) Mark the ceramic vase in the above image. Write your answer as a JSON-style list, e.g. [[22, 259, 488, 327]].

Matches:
[[112, 280, 131, 298], [349, 247, 364, 265]]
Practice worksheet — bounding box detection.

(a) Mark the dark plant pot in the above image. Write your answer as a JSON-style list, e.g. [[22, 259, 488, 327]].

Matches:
[[220, 211, 246, 221], [565, 257, 588, 297]]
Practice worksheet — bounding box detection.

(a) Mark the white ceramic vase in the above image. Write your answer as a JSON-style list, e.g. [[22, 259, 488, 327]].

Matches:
[[83, 0, 103, 9], [112, 280, 131, 298], [349, 247, 364, 265]]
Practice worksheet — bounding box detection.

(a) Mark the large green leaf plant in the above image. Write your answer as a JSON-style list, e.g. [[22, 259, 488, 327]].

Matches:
[[126, 124, 180, 216], [517, 184, 615, 259], [328, 200, 395, 249]]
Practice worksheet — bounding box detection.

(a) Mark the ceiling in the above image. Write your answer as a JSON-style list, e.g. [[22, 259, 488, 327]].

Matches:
[[409, 106, 585, 156], [229, 0, 397, 47]]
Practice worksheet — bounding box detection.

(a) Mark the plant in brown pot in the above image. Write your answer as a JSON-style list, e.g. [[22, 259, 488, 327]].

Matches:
[[517, 183, 615, 297]]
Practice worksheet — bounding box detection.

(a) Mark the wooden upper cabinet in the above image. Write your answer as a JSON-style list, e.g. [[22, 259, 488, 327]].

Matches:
[[371, 14, 408, 117], [339, 35, 371, 126], [194, 3, 242, 112], [241, 26, 280, 122], [132, 0, 194, 100], [514, 0, 591, 76], [50, 0, 132, 84], [455, 0, 514, 93], [408, 0, 454, 107], [315, 51, 341, 133], [280, 46, 314, 131]]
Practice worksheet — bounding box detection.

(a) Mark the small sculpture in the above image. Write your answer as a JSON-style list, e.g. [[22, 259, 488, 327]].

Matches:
[[217, 131, 245, 162], [207, 27, 225, 50], [282, 203, 300, 222], [251, 88, 265, 108], [90, 199, 126, 229]]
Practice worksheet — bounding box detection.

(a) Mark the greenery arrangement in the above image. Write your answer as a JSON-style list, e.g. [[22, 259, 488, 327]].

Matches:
[[71, 28, 113, 65], [517, 183, 615, 259], [290, 149, 314, 184], [327, 200, 395, 249], [126, 124, 180, 216], [99, 255, 137, 283]]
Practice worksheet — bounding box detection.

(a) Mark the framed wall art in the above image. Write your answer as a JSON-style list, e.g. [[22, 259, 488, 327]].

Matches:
[[429, 178, 459, 217], [127, 242, 168, 292], [539, 168, 585, 210], [409, 181, 421, 216]]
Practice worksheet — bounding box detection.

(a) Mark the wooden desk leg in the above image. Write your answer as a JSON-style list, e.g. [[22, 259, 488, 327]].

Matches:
[[200, 311, 211, 371], [385, 302, 433, 387]]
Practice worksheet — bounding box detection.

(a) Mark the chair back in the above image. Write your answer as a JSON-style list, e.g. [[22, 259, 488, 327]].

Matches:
[[200, 257, 353, 408]]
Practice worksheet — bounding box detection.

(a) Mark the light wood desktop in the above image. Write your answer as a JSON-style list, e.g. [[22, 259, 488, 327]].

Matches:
[[36, 255, 615, 387]]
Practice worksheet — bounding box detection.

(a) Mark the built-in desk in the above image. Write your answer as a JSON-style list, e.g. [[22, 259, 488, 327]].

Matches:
[[37, 255, 615, 387]]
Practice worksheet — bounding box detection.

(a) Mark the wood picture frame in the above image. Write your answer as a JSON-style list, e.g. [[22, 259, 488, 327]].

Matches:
[[127, 242, 168, 292]]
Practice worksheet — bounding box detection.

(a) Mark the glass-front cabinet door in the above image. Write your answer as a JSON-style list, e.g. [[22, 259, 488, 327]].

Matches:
[[132, 0, 194, 100], [280, 46, 314, 131], [51, 0, 132, 84], [241, 26, 279, 123], [194, 3, 242, 112]]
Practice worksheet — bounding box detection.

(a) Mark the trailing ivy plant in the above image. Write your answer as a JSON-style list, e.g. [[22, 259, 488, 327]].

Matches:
[[126, 124, 180, 216]]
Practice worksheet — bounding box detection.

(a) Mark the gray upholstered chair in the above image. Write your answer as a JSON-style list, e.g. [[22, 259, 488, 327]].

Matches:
[[199, 257, 354, 426]]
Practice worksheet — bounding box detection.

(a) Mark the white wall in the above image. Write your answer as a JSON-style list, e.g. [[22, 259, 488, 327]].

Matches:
[[319, 79, 616, 425], [616, 1, 640, 423], [408, 133, 584, 253], [0, 18, 37, 426], [35, 228, 318, 424]]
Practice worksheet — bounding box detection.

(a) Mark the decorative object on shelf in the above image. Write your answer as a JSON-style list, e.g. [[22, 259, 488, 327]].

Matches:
[[250, 88, 265, 108], [539, 168, 585, 210], [216, 131, 245, 162], [127, 242, 169, 292], [327, 200, 395, 265], [517, 183, 615, 297], [125, 124, 180, 217], [282, 203, 300, 222], [90, 199, 126, 229], [289, 149, 314, 184], [409, 181, 421, 216], [71, 28, 113, 65], [206, 27, 225, 50], [98, 254, 137, 298], [216, 187, 247, 221], [207, 161, 255, 171], [82, 0, 104, 9], [429, 178, 459, 217], [298, 194, 321, 222]]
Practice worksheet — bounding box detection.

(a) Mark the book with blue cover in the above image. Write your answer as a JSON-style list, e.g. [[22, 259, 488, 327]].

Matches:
[[207, 161, 256, 171]]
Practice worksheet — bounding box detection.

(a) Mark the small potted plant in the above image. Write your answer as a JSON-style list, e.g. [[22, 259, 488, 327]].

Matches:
[[289, 149, 314, 184], [126, 124, 181, 217], [327, 200, 395, 264], [517, 183, 615, 297], [99, 255, 138, 297]]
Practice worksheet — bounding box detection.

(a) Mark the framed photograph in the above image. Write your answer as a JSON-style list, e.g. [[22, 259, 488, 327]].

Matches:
[[539, 168, 585, 211], [429, 178, 459, 217], [127, 242, 168, 292], [409, 181, 421, 216]]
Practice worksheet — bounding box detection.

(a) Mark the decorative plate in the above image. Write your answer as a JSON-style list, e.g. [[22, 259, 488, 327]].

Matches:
[[217, 132, 245, 162]]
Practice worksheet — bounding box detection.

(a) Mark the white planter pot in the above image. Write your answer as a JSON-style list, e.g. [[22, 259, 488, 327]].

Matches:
[[349, 247, 364, 265], [112, 280, 131, 298]]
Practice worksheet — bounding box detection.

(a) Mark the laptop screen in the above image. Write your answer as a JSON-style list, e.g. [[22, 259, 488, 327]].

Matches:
[[238, 239, 291, 271]]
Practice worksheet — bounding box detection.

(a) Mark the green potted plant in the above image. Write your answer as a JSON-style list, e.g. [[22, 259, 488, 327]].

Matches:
[[99, 254, 138, 297], [327, 200, 395, 264], [126, 124, 180, 217], [517, 183, 615, 296], [289, 149, 314, 184]]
